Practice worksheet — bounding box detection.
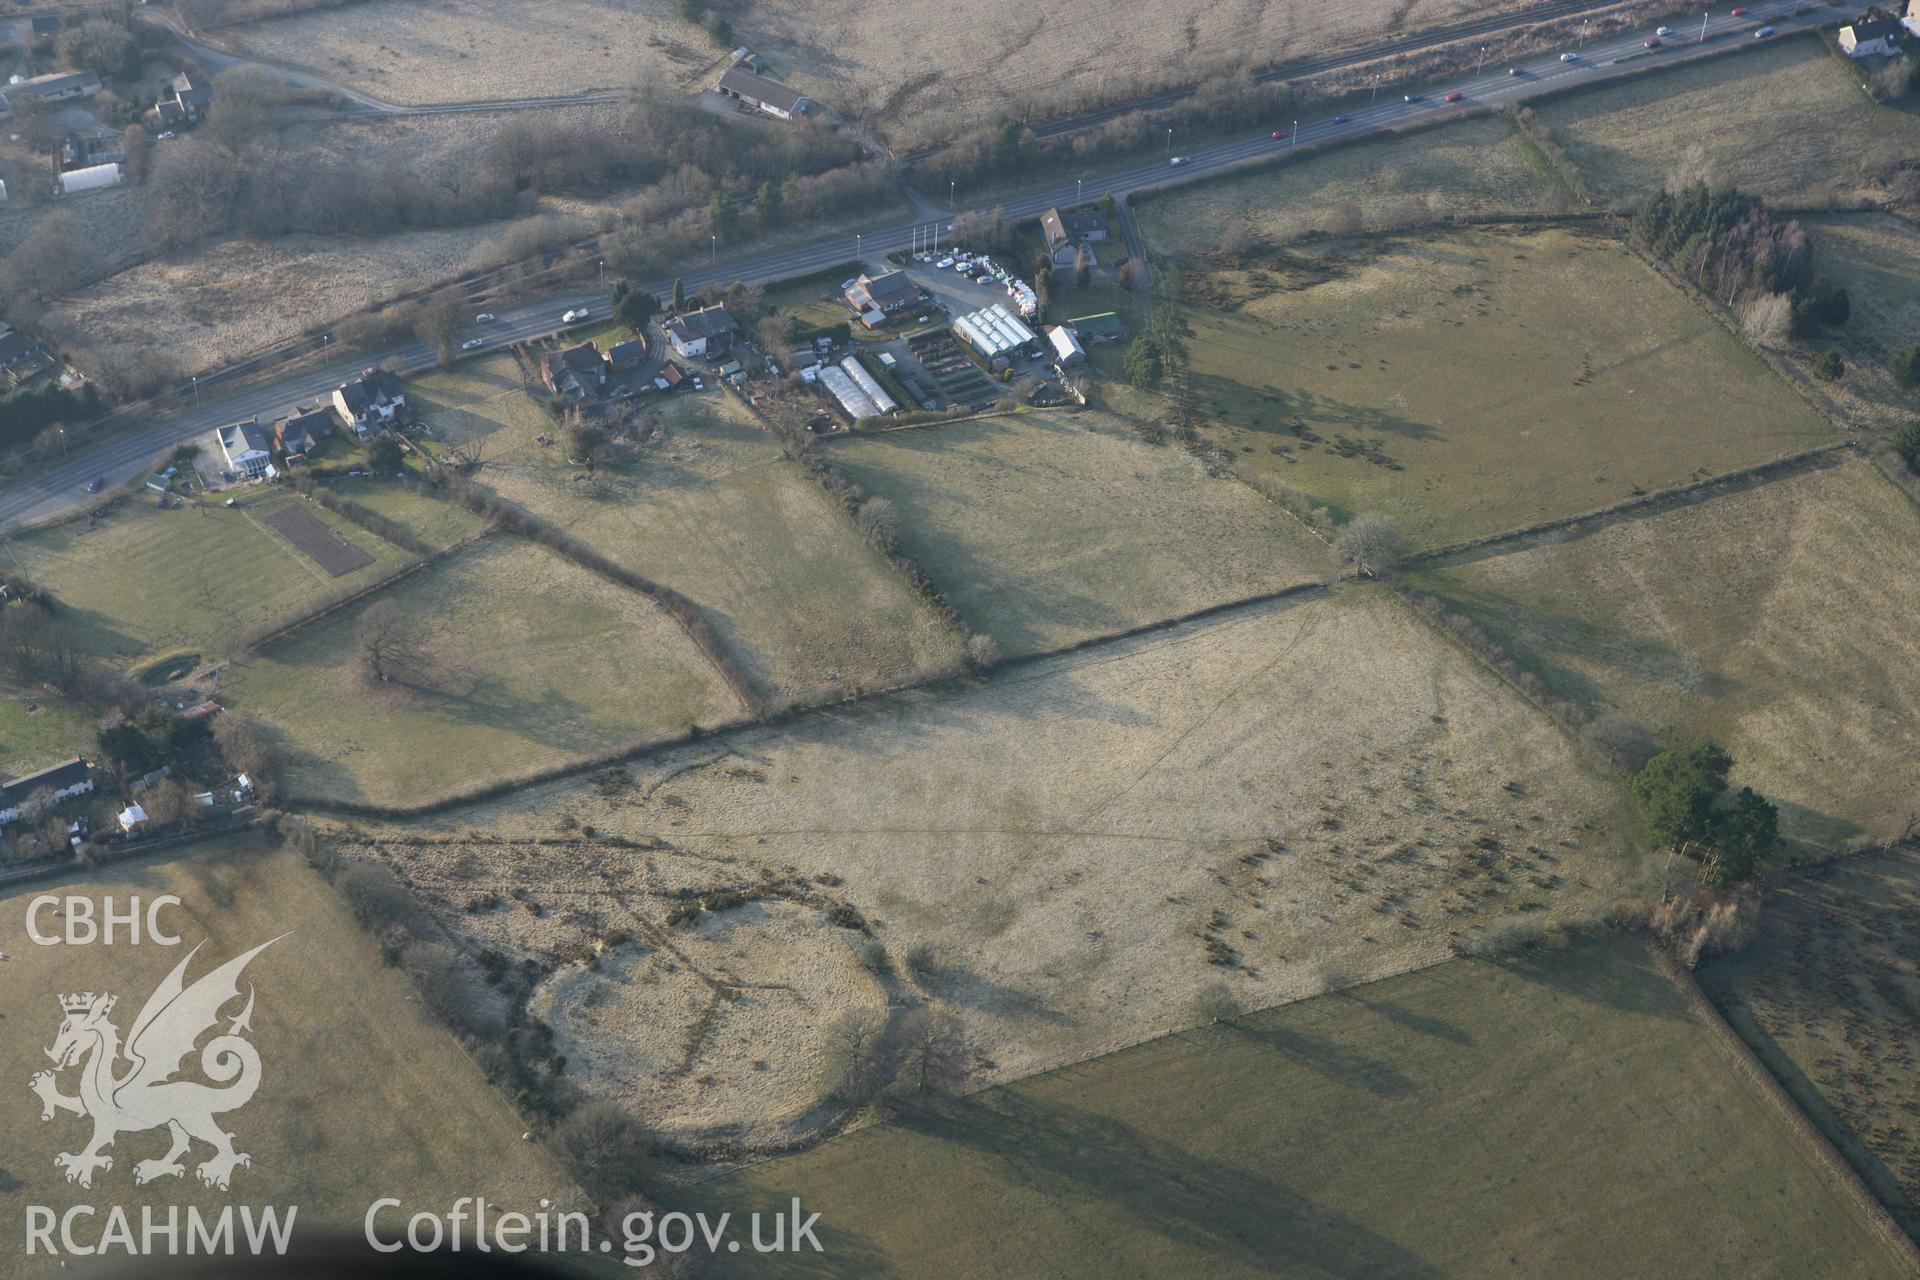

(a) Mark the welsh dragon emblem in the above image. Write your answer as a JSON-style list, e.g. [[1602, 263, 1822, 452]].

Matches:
[[30, 937, 284, 1191]]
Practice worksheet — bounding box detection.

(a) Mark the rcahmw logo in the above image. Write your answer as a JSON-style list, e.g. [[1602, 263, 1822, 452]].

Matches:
[[24, 925, 299, 1260]]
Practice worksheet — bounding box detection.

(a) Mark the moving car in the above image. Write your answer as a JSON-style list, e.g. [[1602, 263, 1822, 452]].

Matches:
[[562, 308, 588, 323], [85, 475, 104, 494], [1332, 115, 1349, 124], [1754, 25, 1774, 37], [461, 338, 485, 350], [1560, 52, 1578, 62], [1169, 155, 1189, 165], [475, 312, 496, 322], [1730, 5, 1748, 13], [1270, 127, 1289, 138], [1443, 90, 1463, 103], [1509, 66, 1522, 75], [1644, 37, 1661, 48], [1404, 93, 1420, 102], [1656, 25, 1673, 36]]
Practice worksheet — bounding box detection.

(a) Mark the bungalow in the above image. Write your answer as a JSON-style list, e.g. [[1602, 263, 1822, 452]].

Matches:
[[0, 70, 101, 113], [331, 367, 406, 438], [843, 270, 922, 321], [541, 341, 608, 402], [666, 305, 735, 360], [118, 803, 150, 834], [1039, 207, 1109, 267], [218, 418, 273, 478], [713, 66, 811, 120], [1839, 15, 1902, 55], [607, 338, 647, 372], [0, 758, 95, 829]]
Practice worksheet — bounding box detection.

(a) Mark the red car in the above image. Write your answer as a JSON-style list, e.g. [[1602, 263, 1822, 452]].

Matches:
[[1443, 90, 1464, 103], [1729, 5, 1747, 13], [1644, 36, 1662, 48], [1271, 128, 1288, 139]]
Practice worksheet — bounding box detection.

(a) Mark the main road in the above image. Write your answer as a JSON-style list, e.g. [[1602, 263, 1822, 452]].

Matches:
[[0, 0, 1820, 533]]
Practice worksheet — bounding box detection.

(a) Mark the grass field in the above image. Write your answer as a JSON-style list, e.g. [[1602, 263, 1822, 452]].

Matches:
[[1158, 224, 1832, 547], [0, 492, 413, 668], [320, 472, 490, 551], [684, 935, 1913, 1278], [414, 362, 964, 706], [1138, 115, 1558, 249], [219, 0, 1526, 143], [0, 692, 95, 779], [225, 536, 743, 806], [1529, 36, 1920, 207], [829, 411, 1340, 655], [1701, 847, 1920, 1242], [0, 836, 574, 1277], [1406, 456, 1920, 847], [355, 585, 1642, 1143], [1790, 214, 1920, 435]]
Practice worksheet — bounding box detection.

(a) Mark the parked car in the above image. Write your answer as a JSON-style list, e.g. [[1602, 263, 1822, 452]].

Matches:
[[562, 308, 588, 323], [156, 130, 176, 140], [1443, 90, 1464, 103], [1169, 155, 1189, 165], [1644, 37, 1661, 48], [461, 337, 484, 350], [936, 256, 955, 268], [474, 312, 496, 322], [1754, 25, 1774, 37], [85, 475, 104, 493], [1656, 25, 1673, 36]]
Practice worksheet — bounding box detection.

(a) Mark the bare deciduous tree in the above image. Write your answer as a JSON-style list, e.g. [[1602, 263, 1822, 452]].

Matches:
[[356, 600, 430, 686], [1740, 292, 1793, 348], [1335, 514, 1405, 577]]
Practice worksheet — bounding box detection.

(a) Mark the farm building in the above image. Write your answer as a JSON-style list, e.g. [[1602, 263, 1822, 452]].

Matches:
[[844, 270, 923, 323], [1839, 16, 1901, 55], [0, 758, 95, 829], [713, 66, 811, 119], [1, 69, 101, 112], [1067, 311, 1128, 343], [218, 419, 273, 478], [1046, 325, 1087, 367], [332, 367, 406, 438], [954, 304, 1037, 360], [1039, 207, 1109, 266], [56, 163, 122, 197], [666, 305, 735, 359]]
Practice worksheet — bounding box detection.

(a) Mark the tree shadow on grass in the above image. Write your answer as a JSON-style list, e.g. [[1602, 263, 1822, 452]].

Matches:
[[1224, 1019, 1418, 1098], [893, 1091, 1444, 1277], [1345, 995, 1473, 1046], [1489, 942, 1689, 1022]]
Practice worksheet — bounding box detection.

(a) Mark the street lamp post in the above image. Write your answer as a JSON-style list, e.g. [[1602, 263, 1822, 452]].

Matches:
[[1290, 120, 1298, 151], [1699, 11, 1709, 42], [1166, 127, 1173, 155], [856, 232, 862, 262], [1370, 75, 1380, 105], [1477, 45, 1488, 74], [710, 234, 716, 265], [191, 375, 199, 406], [1077, 177, 1083, 205], [1578, 18, 1589, 47], [58, 427, 67, 459]]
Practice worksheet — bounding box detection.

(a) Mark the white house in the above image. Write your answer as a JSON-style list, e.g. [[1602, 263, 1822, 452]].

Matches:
[[1839, 15, 1902, 56], [0, 758, 95, 829], [713, 66, 810, 120], [217, 418, 272, 478], [665, 305, 735, 360], [117, 803, 149, 833]]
